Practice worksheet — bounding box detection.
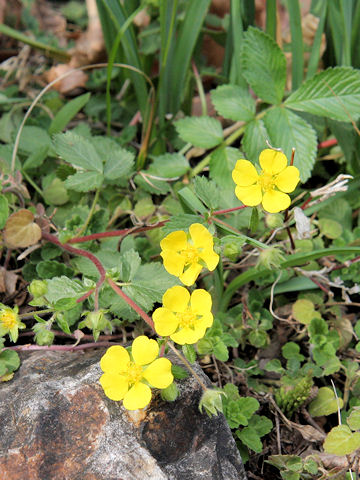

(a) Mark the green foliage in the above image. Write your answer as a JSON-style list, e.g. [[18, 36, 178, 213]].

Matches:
[[275, 373, 313, 418], [175, 116, 223, 149], [308, 387, 344, 417]]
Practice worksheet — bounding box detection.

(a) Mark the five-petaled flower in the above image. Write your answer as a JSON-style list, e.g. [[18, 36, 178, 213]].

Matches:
[[153, 285, 213, 345], [99, 335, 173, 410], [232, 149, 300, 213], [0, 304, 25, 343], [160, 223, 219, 286]]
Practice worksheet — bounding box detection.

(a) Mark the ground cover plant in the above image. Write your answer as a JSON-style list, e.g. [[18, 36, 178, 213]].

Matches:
[[1, 0, 360, 478]]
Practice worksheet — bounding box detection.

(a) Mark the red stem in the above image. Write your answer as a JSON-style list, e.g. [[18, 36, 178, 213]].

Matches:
[[107, 277, 155, 330], [67, 221, 167, 244], [42, 232, 106, 304], [212, 205, 247, 216]]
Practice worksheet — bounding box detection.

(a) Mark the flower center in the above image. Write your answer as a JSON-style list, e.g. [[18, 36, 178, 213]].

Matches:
[[258, 172, 276, 192], [0, 311, 17, 329], [176, 308, 197, 329], [126, 362, 143, 385], [180, 245, 199, 265]]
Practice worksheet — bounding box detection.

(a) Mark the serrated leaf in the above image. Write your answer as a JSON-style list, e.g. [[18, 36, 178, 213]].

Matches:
[[23, 145, 49, 171], [323, 425, 360, 456], [36, 260, 73, 279], [308, 387, 344, 417], [49, 93, 91, 135], [0, 194, 9, 229], [0, 349, 20, 373], [45, 276, 87, 304], [347, 408, 360, 431], [263, 108, 317, 182], [103, 148, 135, 181], [237, 428, 263, 453], [213, 341, 229, 361], [210, 84, 255, 122], [148, 153, 189, 178], [240, 26, 287, 104], [65, 171, 104, 192], [73, 250, 123, 279], [242, 119, 269, 164], [161, 214, 203, 235], [119, 249, 141, 282], [193, 176, 220, 209], [182, 344, 196, 363], [4, 209, 42, 248], [175, 116, 223, 148], [53, 131, 103, 172], [285, 67, 360, 122]]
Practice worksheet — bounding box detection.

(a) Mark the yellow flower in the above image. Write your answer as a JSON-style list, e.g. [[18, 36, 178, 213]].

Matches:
[[0, 304, 25, 343], [153, 285, 213, 345], [99, 335, 173, 410], [232, 149, 300, 213], [160, 223, 219, 286]]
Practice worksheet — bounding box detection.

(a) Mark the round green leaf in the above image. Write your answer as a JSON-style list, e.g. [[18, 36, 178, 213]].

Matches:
[[292, 299, 321, 325], [323, 425, 360, 456], [309, 387, 344, 417]]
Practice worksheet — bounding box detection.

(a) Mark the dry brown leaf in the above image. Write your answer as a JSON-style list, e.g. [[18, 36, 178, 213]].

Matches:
[[4, 209, 42, 249], [292, 424, 326, 443], [0, 267, 18, 294]]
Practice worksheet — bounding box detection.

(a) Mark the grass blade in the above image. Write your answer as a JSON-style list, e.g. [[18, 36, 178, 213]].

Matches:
[[287, 0, 304, 90], [229, 0, 245, 86], [306, 0, 327, 80], [266, 0, 277, 40]]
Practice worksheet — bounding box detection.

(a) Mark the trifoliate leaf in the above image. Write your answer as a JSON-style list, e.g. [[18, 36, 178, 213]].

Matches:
[[103, 148, 135, 181], [210, 84, 255, 122], [45, 276, 87, 304], [309, 387, 344, 417], [175, 116, 223, 148], [193, 176, 220, 209], [4, 209, 42, 248], [240, 26, 287, 104], [285, 67, 360, 122], [323, 425, 360, 456]]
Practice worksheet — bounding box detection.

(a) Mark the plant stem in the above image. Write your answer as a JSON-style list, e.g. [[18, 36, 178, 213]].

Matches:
[[166, 341, 207, 391], [212, 205, 247, 216], [19, 309, 54, 319], [107, 277, 155, 330], [76, 188, 100, 237]]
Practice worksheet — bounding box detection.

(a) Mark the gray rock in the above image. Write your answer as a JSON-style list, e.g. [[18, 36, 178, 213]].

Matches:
[[0, 349, 247, 480]]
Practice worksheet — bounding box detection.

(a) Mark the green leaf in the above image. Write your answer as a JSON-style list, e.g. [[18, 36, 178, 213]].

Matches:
[[323, 425, 360, 456], [175, 116, 223, 148], [193, 176, 220, 210], [103, 148, 135, 181], [347, 408, 360, 431], [318, 218, 343, 239], [210, 84, 255, 122], [292, 299, 321, 325], [23, 145, 49, 170], [53, 131, 103, 172], [0, 194, 9, 229], [19, 126, 52, 154], [182, 344, 196, 363], [36, 260, 73, 279], [45, 276, 87, 304], [48, 93, 91, 135], [43, 178, 69, 206], [237, 429, 263, 453], [285, 67, 360, 122], [249, 207, 259, 233], [178, 187, 207, 214], [242, 119, 269, 164], [240, 26, 287, 104], [161, 214, 204, 235], [263, 107, 317, 182], [309, 387, 344, 417], [209, 146, 240, 209], [171, 364, 189, 380], [213, 341, 229, 361], [0, 349, 20, 373], [119, 249, 141, 282], [148, 153, 189, 178], [65, 171, 104, 192]]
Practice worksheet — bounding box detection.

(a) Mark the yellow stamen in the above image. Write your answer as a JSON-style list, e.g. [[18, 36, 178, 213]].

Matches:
[[126, 363, 143, 385], [258, 172, 276, 192], [176, 309, 196, 329], [180, 245, 199, 265], [0, 311, 17, 329]]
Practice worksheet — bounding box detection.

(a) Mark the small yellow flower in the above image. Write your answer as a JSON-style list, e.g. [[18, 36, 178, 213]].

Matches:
[[232, 149, 300, 213], [153, 286, 213, 345], [160, 223, 219, 286], [0, 304, 25, 343], [99, 335, 173, 410]]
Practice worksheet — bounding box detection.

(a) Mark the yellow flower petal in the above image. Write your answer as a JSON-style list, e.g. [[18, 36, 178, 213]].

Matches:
[[160, 230, 187, 252], [235, 184, 262, 206], [190, 289, 212, 315], [170, 327, 202, 345], [100, 345, 130, 374], [189, 223, 213, 249], [162, 285, 190, 312], [179, 262, 203, 286], [199, 249, 219, 271], [123, 382, 152, 410], [153, 307, 179, 336], [143, 358, 173, 389], [160, 251, 186, 277], [99, 373, 129, 401], [275, 166, 300, 193], [196, 312, 214, 330], [262, 189, 291, 213], [259, 149, 287, 175], [132, 335, 159, 366], [232, 160, 259, 186]]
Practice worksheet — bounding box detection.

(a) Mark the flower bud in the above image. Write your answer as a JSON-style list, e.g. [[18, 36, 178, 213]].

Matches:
[[160, 382, 179, 402], [257, 246, 285, 270], [29, 280, 48, 298], [79, 309, 112, 341], [265, 213, 283, 229], [34, 326, 55, 346], [199, 388, 226, 417]]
